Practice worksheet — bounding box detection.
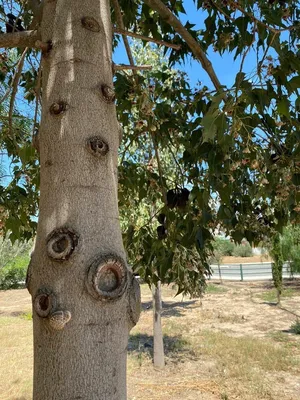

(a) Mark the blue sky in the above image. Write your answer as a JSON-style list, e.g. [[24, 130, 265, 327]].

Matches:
[[114, 0, 258, 90], [1, 0, 260, 183]]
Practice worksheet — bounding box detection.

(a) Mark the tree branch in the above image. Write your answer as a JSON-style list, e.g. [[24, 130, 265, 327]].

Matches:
[[111, 0, 136, 67], [113, 63, 152, 71], [8, 48, 28, 138], [0, 30, 46, 49], [143, 0, 222, 91], [113, 27, 181, 50]]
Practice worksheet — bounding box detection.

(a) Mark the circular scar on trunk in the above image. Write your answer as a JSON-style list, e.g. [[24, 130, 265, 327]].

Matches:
[[34, 289, 57, 318], [49, 310, 71, 331], [86, 254, 128, 301], [86, 136, 109, 157], [49, 101, 68, 116], [47, 228, 79, 261], [81, 16, 100, 32], [100, 84, 116, 104]]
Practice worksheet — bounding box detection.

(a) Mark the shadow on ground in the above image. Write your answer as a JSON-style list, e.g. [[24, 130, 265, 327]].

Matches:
[[128, 333, 197, 362], [141, 300, 198, 317]]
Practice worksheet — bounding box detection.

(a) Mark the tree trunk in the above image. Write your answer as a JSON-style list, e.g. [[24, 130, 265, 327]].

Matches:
[[152, 281, 165, 368], [26, 1, 140, 399], [271, 233, 283, 306]]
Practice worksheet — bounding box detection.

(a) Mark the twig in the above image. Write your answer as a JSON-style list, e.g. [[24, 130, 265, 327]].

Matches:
[[113, 27, 181, 50], [143, 0, 222, 91], [114, 63, 152, 71], [229, 0, 297, 33], [8, 48, 28, 138], [111, 0, 136, 67], [32, 59, 42, 150]]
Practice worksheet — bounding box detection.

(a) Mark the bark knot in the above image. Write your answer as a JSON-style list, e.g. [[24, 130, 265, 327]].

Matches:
[[86, 254, 128, 301], [47, 227, 79, 261], [49, 310, 71, 331], [49, 101, 68, 116], [86, 137, 109, 157], [127, 274, 141, 329], [34, 289, 57, 318], [81, 17, 101, 32], [100, 84, 116, 104]]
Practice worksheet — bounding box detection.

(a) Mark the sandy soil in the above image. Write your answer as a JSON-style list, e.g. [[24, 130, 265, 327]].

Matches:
[[221, 255, 272, 264], [0, 280, 299, 400]]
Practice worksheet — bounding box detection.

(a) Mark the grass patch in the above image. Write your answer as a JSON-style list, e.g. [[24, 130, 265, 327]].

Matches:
[[191, 330, 298, 373], [258, 288, 298, 302], [290, 320, 300, 334], [205, 283, 228, 294], [20, 312, 32, 321]]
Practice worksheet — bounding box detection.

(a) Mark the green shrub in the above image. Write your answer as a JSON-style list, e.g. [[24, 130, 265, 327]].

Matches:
[[0, 255, 29, 290], [233, 242, 253, 257], [211, 238, 235, 262], [290, 320, 300, 335]]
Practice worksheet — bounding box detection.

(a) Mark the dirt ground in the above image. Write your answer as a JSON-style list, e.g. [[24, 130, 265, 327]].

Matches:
[[0, 280, 300, 400], [221, 255, 272, 264]]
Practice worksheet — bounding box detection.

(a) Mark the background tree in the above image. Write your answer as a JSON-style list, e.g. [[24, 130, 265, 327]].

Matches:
[[118, 42, 208, 368], [281, 224, 300, 274], [270, 232, 284, 304], [0, 0, 299, 398]]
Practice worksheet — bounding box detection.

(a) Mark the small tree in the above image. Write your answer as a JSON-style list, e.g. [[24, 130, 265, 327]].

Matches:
[[281, 225, 300, 274], [270, 233, 284, 305]]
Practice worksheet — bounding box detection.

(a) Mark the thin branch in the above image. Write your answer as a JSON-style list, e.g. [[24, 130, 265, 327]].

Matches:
[[151, 132, 167, 204], [113, 27, 181, 50], [8, 48, 28, 138], [0, 30, 46, 49], [143, 0, 222, 91], [114, 63, 152, 71], [111, 0, 136, 67], [230, 0, 297, 33], [32, 60, 42, 152]]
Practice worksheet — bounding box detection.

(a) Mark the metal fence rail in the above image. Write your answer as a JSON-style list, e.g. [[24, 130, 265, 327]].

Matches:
[[209, 262, 298, 281]]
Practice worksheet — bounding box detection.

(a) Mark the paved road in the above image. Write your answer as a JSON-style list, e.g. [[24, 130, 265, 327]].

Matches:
[[209, 262, 299, 281]]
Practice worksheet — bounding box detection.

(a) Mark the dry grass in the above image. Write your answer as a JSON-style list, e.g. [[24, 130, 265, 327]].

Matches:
[[1, 280, 300, 400]]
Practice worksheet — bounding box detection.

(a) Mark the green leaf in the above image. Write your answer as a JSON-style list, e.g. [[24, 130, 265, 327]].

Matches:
[[277, 98, 290, 118]]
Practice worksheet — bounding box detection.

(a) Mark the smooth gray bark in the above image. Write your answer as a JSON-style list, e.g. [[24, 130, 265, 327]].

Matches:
[[152, 281, 165, 368], [26, 1, 140, 399]]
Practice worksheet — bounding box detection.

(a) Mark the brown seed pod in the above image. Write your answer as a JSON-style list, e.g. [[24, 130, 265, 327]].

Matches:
[[101, 84, 116, 104], [86, 136, 109, 157], [86, 254, 128, 301], [81, 16, 100, 32], [34, 290, 57, 318], [49, 101, 68, 116], [49, 310, 71, 331], [47, 227, 79, 261]]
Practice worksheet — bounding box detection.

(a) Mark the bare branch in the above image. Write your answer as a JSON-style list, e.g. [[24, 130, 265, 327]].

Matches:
[[113, 27, 181, 50], [114, 63, 152, 71], [0, 30, 45, 49], [111, 0, 136, 67], [143, 0, 222, 91], [8, 48, 28, 138]]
